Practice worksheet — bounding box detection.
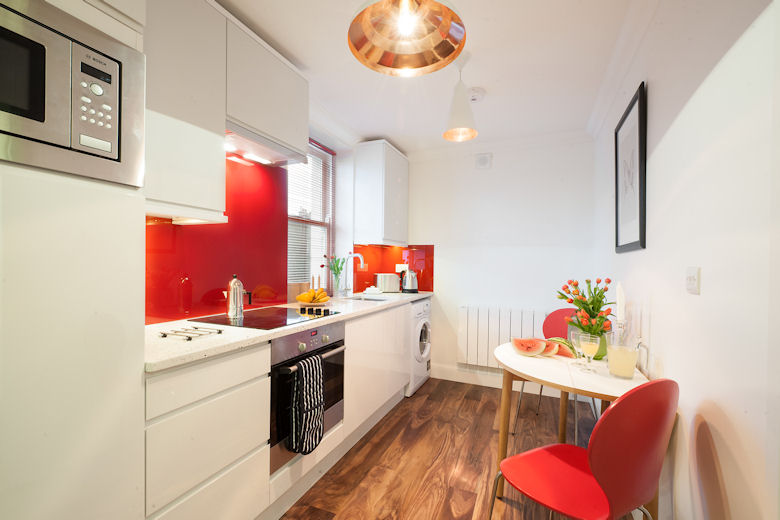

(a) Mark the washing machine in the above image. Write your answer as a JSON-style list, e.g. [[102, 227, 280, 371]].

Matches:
[[405, 299, 431, 397]]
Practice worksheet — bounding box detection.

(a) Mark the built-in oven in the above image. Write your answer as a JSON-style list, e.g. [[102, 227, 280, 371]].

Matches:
[[0, 0, 145, 186], [269, 321, 345, 474]]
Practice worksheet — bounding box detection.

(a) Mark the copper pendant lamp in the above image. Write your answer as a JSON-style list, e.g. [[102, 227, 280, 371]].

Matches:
[[348, 0, 466, 77]]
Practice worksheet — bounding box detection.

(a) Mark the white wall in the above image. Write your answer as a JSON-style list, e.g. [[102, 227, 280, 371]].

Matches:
[[591, 1, 778, 518], [408, 133, 597, 387]]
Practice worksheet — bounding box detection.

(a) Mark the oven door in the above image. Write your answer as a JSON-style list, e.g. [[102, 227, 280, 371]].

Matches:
[[0, 5, 71, 147], [269, 342, 344, 474]]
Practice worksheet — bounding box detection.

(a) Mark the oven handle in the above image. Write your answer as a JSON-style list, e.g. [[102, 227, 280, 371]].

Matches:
[[278, 345, 346, 375]]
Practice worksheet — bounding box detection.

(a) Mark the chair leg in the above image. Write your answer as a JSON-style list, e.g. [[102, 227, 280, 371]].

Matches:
[[535, 384, 544, 414], [488, 470, 503, 520], [637, 505, 653, 519], [512, 381, 526, 434], [590, 397, 599, 419], [574, 393, 579, 446]]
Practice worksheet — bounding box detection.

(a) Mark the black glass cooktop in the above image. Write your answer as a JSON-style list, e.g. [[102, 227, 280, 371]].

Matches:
[[189, 306, 339, 330]]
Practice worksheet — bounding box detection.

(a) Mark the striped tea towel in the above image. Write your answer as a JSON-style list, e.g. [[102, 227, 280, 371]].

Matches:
[[286, 355, 324, 454]]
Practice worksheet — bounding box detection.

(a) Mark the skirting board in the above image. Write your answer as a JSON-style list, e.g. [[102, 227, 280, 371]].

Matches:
[[258, 389, 405, 520], [430, 362, 596, 404]]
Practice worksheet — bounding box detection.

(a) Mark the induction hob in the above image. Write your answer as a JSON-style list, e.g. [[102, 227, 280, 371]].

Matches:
[[189, 306, 339, 330]]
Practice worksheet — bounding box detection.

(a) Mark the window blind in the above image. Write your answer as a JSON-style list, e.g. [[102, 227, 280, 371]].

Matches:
[[287, 142, 335, 286]]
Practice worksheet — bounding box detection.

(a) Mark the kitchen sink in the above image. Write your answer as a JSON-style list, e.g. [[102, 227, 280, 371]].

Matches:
[[346, 294, 388, 301]]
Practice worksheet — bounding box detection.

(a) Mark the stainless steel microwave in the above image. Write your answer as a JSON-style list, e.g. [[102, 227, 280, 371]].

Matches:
[[0, 0, 145, 187]]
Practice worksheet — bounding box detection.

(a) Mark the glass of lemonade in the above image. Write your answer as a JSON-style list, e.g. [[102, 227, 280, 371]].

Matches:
[[605, 331, 639, 378], [578, 333, 600, 372]]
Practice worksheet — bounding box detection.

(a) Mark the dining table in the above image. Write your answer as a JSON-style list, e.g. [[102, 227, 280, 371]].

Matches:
[[493, 341, 653, 512]]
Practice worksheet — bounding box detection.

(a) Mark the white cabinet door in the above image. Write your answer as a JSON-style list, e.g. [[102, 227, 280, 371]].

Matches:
[[343, 306, 409, 436], [383, 145, 409, 245], [93, 0, 145, 26], [354, 140, 409, 246], [143, 0, 227, 222], [44, 0, 142, 49], [226, 21, 309, 159]]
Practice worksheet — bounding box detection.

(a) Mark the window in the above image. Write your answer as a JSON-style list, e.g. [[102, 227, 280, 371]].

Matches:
[[287, 140, 335, 289]]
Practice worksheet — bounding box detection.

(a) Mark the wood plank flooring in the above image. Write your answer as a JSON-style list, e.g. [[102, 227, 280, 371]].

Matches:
[[281, 378, 604, 520]]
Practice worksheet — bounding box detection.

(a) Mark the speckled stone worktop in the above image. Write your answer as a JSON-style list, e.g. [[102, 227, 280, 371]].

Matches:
[[145, 292, 432, 373]]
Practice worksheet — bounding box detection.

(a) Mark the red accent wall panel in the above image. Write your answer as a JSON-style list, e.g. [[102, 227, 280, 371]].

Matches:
[[352, 244, 434, 293], [145, 160, 288, 324]]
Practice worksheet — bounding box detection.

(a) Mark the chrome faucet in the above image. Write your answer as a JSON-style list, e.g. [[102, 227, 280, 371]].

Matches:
[[344, 252, 365, 293]]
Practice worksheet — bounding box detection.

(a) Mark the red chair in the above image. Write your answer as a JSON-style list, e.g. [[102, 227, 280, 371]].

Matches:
[[491, 379, 679, 520], [513, 308, 576, 434]]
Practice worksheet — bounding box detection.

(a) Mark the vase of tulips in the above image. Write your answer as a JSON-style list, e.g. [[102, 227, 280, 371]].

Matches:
[[323, 254, 347, 296], [556, 277, 614, 360]]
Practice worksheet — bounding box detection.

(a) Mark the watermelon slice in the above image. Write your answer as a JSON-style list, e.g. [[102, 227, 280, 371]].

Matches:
[[547, 337, 577, 358], [541, 341, 559, 356], [511, 338, 546, 356]]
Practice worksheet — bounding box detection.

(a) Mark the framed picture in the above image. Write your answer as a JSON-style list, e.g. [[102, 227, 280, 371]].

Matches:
[[614, 82, 647, 253]]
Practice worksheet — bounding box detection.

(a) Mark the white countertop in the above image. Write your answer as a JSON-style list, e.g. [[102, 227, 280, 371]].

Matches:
[[145, 291, 432, 373]]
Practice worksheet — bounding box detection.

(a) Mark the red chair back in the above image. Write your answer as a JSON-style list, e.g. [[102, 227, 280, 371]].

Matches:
[[587, 379, 679, 518], [542, 308, 575, 339]]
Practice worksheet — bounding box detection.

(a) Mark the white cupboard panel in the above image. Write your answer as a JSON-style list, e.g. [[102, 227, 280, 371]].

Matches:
[[226, 21, 309, 158], [146, 377, 270, 515], [146, 344, 270, 420], [144, 110, 226, 221], [153, 446, 269, 520], [354, 140, 409, 246]]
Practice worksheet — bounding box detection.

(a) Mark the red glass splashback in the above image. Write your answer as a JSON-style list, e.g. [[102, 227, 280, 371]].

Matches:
[[352, 244, 434, 293], [145, 159, 288, 324]]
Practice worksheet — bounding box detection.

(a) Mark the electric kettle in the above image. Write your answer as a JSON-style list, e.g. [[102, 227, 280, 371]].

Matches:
[[401, 269, 418, 293]]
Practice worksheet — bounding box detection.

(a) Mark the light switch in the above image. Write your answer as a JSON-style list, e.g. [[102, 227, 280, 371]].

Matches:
[[686, 266, 701, 295]]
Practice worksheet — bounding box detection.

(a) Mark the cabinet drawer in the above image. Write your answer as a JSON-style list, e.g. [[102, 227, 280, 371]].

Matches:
[[152, 445, 269, 520], [146, 344, 270, 420], [146, 377, 270, 515]]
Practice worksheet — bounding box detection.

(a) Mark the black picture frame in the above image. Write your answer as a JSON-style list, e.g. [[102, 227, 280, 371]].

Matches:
[[614, 82, 647, 253]]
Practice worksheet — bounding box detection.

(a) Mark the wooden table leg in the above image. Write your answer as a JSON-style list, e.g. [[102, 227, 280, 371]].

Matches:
[[496, 370, 515, 498], [600, 399, 610, 415], [558, 390, 569, 443]]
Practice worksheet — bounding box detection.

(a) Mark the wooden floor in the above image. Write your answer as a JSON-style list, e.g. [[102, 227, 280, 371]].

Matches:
[[281, 378, 603, 520]]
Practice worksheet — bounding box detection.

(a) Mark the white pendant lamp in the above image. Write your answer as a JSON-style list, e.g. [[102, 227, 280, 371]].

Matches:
[[443, 69, 477, 142]]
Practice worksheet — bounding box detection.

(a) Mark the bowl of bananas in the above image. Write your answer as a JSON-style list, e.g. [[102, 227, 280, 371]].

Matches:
[[295, 288, 330, 305]]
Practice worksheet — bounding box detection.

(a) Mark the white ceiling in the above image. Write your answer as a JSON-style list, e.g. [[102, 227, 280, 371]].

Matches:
[[216, 0, 630, 154]]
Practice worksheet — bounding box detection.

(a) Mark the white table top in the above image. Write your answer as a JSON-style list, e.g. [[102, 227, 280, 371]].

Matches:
[[493, 342, 648, 400]]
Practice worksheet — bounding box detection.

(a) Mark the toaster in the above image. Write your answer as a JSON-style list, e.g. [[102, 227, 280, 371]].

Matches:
[[375, 273, 400, 293]]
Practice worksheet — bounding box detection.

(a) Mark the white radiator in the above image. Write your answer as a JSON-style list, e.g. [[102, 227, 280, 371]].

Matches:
[[457, 306, 548, 368]]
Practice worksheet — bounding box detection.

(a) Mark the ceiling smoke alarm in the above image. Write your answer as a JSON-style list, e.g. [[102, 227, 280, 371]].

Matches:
[[468, 87, 486, 103]]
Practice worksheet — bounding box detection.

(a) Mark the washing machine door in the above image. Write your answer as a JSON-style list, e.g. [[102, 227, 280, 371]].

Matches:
[[414, 318, 431, 362]]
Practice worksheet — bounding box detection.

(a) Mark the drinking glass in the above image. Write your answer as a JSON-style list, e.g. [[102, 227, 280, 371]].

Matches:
[[569, 329, 584, 366], [578, 333, 600, 372]]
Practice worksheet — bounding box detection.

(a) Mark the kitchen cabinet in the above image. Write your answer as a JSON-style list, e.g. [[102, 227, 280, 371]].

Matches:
[[343, 304, 410, 436], [226, 20, 309, 163], [143, 0, 228, 223], [145, 344, 271, 518], [45, 0, 143, 49], [354, 140, 410, 246]]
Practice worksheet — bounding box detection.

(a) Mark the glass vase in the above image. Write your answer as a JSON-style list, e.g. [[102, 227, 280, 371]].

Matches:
[[593, 334, 608, 360]]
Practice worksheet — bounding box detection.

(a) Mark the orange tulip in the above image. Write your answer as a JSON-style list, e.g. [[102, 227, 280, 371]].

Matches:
[[567, 279, 573, 285], [582, 317, 590, 326], [572, 288, 579, 295], [596, 278, 602, 284], [605, 278, 611, 284], [565, 316, 573, 323], [567, 298, 573, 304], [604, 307, 612, 315], [572, 280, 579, 287]]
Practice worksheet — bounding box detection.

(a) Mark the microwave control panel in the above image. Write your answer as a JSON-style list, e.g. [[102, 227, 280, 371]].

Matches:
[[70, 43, 119, 160]]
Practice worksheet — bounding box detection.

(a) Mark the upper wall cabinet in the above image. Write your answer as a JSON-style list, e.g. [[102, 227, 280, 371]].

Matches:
[[354, 140, 409, 246], [143, 0, 227, 223], [45, 0, 144, 49], [226, 21, 309, 163]]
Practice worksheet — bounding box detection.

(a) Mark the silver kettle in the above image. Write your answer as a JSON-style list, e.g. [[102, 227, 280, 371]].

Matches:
[[227, 274, 244, 320], [401, 269, 418, 293]]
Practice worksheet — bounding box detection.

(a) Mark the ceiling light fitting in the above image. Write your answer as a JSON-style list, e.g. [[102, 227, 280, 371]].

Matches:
[[443, 69, 478, 142], [348, 0, 466, 77]]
